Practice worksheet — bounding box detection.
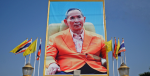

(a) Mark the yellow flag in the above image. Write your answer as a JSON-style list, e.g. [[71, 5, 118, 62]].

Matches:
[[116, 38, 120, 59], [10, 39, 27, 53], [104, 39, 112, 52], [23, 39, 37, 56]]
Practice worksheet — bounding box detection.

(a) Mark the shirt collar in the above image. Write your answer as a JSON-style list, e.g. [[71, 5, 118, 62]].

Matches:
[[70, 29, 84, 39]]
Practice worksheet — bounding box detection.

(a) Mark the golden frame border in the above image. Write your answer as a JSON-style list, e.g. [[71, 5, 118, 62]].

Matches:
[[49, 0, 105, 1], [43, 0, 50, 75], [43, 0, 109, 76]]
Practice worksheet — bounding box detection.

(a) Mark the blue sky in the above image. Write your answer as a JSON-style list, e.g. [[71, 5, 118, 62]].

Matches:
[[0, 0, 150, 76]]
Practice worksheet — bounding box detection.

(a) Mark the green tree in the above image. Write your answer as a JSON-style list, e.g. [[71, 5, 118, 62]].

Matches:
[[139, 72, 150, 76]]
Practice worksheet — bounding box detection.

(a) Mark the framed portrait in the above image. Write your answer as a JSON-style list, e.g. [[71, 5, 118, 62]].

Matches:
[[44, 0, 109, 76]]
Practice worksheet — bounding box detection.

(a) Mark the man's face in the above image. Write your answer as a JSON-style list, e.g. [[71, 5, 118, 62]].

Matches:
[[64, 10, 86, 32]]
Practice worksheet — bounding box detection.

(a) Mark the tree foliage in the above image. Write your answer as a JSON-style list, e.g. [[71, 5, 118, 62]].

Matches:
[[139, 72, 150, 76]]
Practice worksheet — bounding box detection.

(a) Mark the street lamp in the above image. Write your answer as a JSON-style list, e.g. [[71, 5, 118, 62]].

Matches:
[[118, 62, 130, 76], [22, 63, 34, 76]]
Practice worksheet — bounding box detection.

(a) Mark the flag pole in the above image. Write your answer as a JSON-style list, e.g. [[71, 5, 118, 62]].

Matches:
[[112, 37, 115, 76], [25, 56, 26, 65], [117, 59, 119, 76], [113, 56, 115, 76], [38, 56, 41, 76], [124, 52, 126, 64], [120, 38, 124, 64], [24, 38, 28, 65], [117, 38, 119, 76], [120, 56, 122, 64], [120, 38, 123, 64], [122, 56, 124, 63], [38, 38, 41, 76], [33, 37, 38, 76], [122, 38, 126, 64], [28, 54, 31, 63], [28, 38, 32, 63]]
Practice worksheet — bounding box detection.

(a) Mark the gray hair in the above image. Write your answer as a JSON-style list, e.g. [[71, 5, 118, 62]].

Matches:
[[65, 8, 84, 19]]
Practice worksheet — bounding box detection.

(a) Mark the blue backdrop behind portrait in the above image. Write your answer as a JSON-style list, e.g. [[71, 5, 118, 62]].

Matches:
[[49, 2, 105, 39]]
